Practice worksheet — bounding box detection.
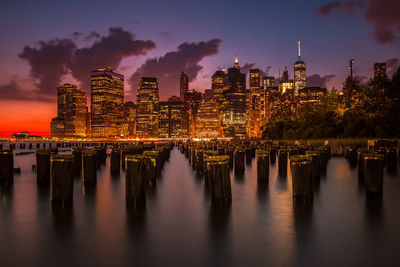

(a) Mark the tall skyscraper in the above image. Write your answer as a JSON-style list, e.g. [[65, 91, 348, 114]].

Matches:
[[121, 101, 137, 137], [195, 90, 222, 138], [374, 63, 387, 78], [159, 96, 187, 138], [136, 77, 159, 138], [248, 69, 263, 138], [64, 89, 87, 138], [221, 58, 247, 138], [184, 89, 202, 137], [90, 68, 124, 138], [180, 71, 189, 101], [294, 41, 306, 96], [279, 67, 294, 95], [57, 84, 76, 118], [51, 83, 87, 138]]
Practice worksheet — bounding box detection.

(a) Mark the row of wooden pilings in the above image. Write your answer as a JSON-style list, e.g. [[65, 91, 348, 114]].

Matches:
[[0, 141, 152, 151], [177, 140, 398, 203], [0, 142, 174, 208], [343, 145, 398, 194]]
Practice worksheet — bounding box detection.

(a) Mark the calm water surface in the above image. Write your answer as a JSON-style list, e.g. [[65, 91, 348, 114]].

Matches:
[[1, 143, 400, 266]]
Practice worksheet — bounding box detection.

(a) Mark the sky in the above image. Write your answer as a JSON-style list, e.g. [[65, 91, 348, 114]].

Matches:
[[0, 0, 399, 137]]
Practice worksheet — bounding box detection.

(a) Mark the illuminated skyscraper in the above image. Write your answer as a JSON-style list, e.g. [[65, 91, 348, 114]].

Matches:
[[374, 63, 387, 78], [221, 58, 247, 138], [294, 41, 306, 96], [184, 89, 202, 137], [279, 67, 294, 95], [248, 69, 263, 138], [159, 96, 187, 138], [180, 71, 189, 101], [263, 76, 275, 89], [195, 90, 222, 138], [211, 70, 228, 109], [121, 101, 137, 137], [51, 83, 87, 138], [136, 77, 159, 138], [64, 89, 87, 138], [50, 117, 65, 138], [90, 68, 124, 138], [57, 84, 76, 118]]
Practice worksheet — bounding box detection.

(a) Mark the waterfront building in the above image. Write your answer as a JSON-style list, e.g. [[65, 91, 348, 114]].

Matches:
[[195, 90, 222, 138], [294, 41, 306, 95], [159, 97, 188, 138], [374, 63, 387, 78], [180, 71, 189, 101], [90, 68, 124, 138], [136, 77, 159, 138], [248, 69, 263, 138]]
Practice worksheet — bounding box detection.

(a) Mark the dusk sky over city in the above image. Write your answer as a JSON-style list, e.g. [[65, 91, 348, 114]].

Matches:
[[0, 0, 399, 136]]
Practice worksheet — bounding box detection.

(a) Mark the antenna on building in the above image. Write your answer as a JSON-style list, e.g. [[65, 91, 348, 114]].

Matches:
[[349, 59, 355, 79], [298, 41, 301, 62]]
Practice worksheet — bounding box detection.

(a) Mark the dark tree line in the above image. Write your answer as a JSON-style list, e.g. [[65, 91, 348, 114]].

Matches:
[[263, 67, 400, 140]]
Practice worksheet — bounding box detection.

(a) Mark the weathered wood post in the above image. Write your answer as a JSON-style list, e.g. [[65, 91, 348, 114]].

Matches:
[[278, 149, 289, 175], [291, 155, 313, 197], [195, 149, 204, 175], [126, 155, 147, 207], [203, 150, 219, 183], [385, 149, 397, 173], [82, 150, 97, 187], [245, 147, 253, 165], [306, 150, 321, 179], [71, 147, 83, 177], [36, 149, 53, 185], [0, 150, 14, 187], [110, 148, 121, 175], [270, 148, 277, 164], [364, 153, 384, 194], [50, 154, 74, 206], [224, 148, 234, 169], [207, 155, 231, 204], [234, 147, 245, 174], [143, 150, 159, 188], [357, 148, 369, 179], [318, 147, 329, 173], [121, 148, 128, 170], [256, 149, 270, 184]]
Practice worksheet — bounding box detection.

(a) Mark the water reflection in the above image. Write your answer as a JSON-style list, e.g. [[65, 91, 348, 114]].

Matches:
[[276, 171, 288, 191], [208, 204, 232, 266], [257, 183, 269, 205], [51, 204, 74, 235], [365, 194, 383, 224]]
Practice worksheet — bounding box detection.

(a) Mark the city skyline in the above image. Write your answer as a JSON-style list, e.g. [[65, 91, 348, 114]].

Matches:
[[1, 0, 400, 136]]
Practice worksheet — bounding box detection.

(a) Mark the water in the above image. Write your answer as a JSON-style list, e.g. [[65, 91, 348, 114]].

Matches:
[[1, 143, 400, 266]]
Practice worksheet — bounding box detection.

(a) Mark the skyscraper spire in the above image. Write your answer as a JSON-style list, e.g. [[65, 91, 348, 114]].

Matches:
[[234, 56, 240, 69], [298, 41, 301, 62]]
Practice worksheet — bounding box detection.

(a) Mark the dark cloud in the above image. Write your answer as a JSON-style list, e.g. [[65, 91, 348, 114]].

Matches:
[[19, 38, 76, 96], [18, 27, 156, 100], [0, 81, 53, 102], [130, 38, 221, 99], [386, 58, 400, 77], [69, 27, 156, 91], [83, 31, 100, 42], [316, 0, 400, 44], [72, 32, 84, 40], [315, 0, 364, 16], [306, 74, 336, 88], [365, 0, 400, 44]]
